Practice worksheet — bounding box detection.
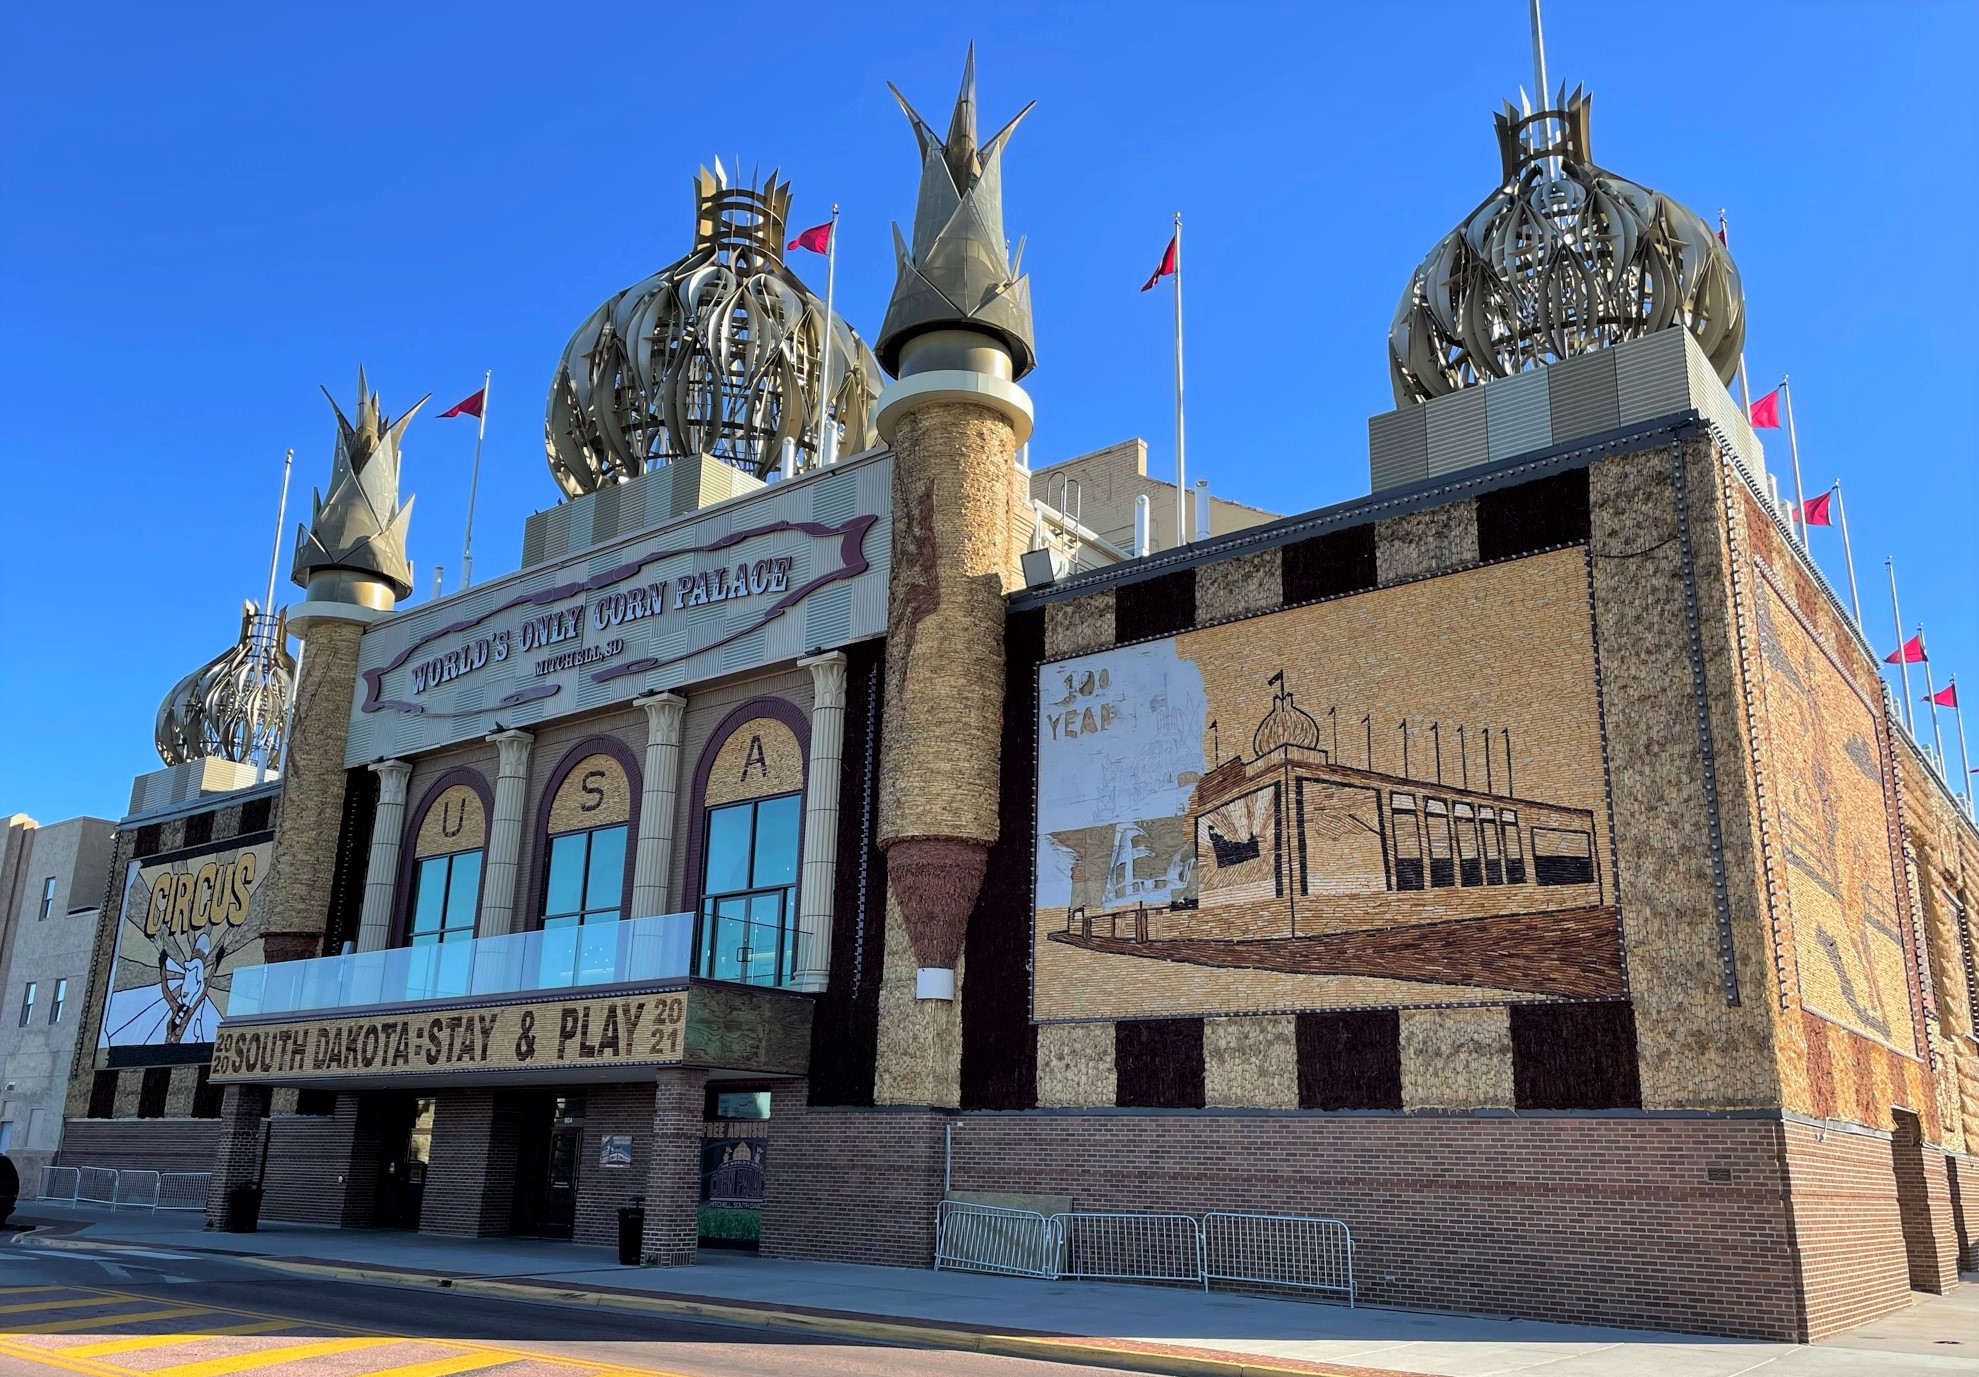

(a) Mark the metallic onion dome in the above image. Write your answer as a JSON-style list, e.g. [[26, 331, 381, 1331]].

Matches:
[[155, 601, 296, 767], [545, 164, 881, 496], [1388, 87, 1745, 406]]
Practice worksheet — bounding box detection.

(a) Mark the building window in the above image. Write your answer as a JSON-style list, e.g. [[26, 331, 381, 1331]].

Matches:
[[17, 982, 34, 1027], [696, 794, 801, 986], [50, 978, 67, 1024], [88, 1070, 118, 1119], [400, 779, 489, 998], [137, 1066, 172, 1119], [39, 877, 56, 919], [544, 825, 627, 929], [409, 852, 482, 945]]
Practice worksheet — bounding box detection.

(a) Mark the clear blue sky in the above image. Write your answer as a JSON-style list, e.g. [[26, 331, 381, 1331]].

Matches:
[[2, 1, 1973, 824]]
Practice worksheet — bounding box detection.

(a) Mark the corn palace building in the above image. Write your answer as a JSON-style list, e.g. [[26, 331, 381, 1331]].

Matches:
[[57, 55, 1979, 1341]]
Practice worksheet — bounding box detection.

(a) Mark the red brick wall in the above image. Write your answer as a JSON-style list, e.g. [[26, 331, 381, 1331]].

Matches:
[[768, 1104, 1833, 1339], [759, 1085, 946, 1269], [1777, 1119, 1912, 1337], [419, 1088, 525, 1237], [57, 1118, 219, 1173], [262, 1110, 360, 1225]]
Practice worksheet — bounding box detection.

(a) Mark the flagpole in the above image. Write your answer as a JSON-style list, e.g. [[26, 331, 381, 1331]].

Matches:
[[1781, 376, 1808, 548], [461, 368, 491, 591], [1951, 677, 1974, 818], [817, 204, 840, 467], [1720, 210, 1753, 417], [1172, 210, 1187, 547], [1833, 478, 1863, 630], [255, 446, 295, 787], [1886, 558, 1914, 734], [1919, 626, 1947, 776]]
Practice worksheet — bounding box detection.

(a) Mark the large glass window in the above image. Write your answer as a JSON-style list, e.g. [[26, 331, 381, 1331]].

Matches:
[[408, 850, 482, 995], [696, 794, 801, 987], [543, 826, 627, 929]]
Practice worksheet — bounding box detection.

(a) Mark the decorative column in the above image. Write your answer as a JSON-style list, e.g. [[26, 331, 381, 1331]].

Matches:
[[478, 729, 534, 937], [641, 1066, 709, 1266], [354, 759, 412, 952], [630, 691, 687, 919], [793, 653, 848, 991]]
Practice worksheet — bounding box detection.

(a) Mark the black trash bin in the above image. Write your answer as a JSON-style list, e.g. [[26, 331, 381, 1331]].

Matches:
[[221, 1184, 263, 1233], [617, 1201, 645, 1265]]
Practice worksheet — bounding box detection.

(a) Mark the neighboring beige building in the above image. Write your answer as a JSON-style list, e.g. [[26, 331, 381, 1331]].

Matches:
[[1030, 438, 1279, 557], [0, 814, 115, 1186]]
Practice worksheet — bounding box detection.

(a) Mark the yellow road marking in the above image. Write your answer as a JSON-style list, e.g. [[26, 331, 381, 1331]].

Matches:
[[144, 1336, 398, 1377], [9, 1305, 211, 1336], [348, 1353, 512, 1377], [60, 1319, 293, 1358], [0, 1336, 128, 1377], [0, 1286, 70, 1295], [0, 1297, 131, 1316]]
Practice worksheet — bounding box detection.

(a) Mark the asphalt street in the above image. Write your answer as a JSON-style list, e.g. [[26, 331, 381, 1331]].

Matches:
[[0, 1235, 1156, 1377]]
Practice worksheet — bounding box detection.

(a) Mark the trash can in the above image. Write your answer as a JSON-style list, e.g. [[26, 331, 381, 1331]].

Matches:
[[617, 1201, 645, 1265], [221, 1184, 263, 1233]]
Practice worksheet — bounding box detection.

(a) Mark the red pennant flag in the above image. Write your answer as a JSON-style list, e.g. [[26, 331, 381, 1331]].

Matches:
[[1926, 683, 1958, 708], [1141, 234, 1178, 292], [1749, 389, 1781, 428], [438, 388, 485, 419], [1886, 634, 1927, 665], [1797, 491, 1833, 527], [788, 221, 832, 255], [1716, 225, 1728, 246]]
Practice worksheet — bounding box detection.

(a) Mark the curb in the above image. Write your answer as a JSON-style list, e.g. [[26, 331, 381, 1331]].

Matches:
[[20, 1231, 1403, 1377]]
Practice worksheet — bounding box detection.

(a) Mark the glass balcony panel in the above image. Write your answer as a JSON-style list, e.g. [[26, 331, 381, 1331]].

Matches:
[[229, 964, 266, 1017]]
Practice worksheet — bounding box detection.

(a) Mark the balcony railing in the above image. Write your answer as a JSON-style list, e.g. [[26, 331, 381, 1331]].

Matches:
[[226, 911, 694, 1019]]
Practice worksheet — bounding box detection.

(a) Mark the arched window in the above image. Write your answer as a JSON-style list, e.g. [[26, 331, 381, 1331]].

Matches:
[[691, 707, 806, 987], [400, 773, 490, 994], [540, 750, 635, 932]]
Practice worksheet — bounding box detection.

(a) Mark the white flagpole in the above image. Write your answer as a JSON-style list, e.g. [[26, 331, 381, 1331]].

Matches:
[[461, 369, 491, 591], [1833, 478, 1863, 630], [1719, 210, 1753, 418], [1172, 210, 1187, 547], [255, 447, 295, 787], [1950, 676, 1974, 818], [1782, 377, 1808, 548], [817, 204, 840, 466], [1886, 558, 1914, 734], [1919, 627, 1947, 776]]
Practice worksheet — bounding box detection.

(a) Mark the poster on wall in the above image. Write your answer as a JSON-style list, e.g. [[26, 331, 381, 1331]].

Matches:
[[1033, 547, 1625, 1022], [1751, 570, 1916, 1049], [599, 1134, 634, 1168], [99, 837, 273, 1057]]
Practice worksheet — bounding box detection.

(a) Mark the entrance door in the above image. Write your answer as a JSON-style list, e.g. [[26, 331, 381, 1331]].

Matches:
[[375, 1096, 433, 1230], [540, 1124, 580, 1239]]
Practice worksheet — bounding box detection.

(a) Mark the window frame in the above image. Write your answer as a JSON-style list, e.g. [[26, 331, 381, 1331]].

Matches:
[[38, 877, 55, 920], [18, 981, 34, 1027], [694, 791, 803, 987], [539, 822, 631, 930], [50, 977, 67, 1025], [391, 768, 494, 949], [527, 739, 642, 935]]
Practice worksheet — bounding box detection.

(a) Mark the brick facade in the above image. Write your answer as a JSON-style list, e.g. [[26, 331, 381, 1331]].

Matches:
[[760, 1083, 947, 1269], [642, 1067, 708, 1265], [420, 1089, 526, 1237]]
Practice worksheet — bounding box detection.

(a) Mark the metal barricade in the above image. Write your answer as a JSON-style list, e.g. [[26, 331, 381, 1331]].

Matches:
[[157, 1172, 212, 1212], [934, 1201, 1059, 1279], [1203, 1211, 1355, 1305], [1052, 1211, 1205, 1289], [113, 1170, 161, 1211], [37, 1166, 80, 1203], [75, 1166, 119, 1206]]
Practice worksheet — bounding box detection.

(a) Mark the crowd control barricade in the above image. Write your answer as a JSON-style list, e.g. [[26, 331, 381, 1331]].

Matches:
[[37, 1166, 80, 1203], [1053, 1211, 1206, 1289], [157, 1172, 213, 1212], [76, 1166, 119, 1206], [113, 1169, 161, 1210], [933, 1201, 1059, 1279], [1202, 1211, 1355, 1305]]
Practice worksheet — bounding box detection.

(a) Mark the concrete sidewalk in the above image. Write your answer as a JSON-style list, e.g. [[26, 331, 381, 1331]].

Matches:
[[12, 1202, 1976, 1376]]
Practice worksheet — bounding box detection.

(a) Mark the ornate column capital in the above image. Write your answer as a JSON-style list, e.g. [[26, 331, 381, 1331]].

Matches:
[[485, 728, 534, 777], [367, 758, 413, 805], [799, 651, 848, 710], [633, 690, 687, 745]]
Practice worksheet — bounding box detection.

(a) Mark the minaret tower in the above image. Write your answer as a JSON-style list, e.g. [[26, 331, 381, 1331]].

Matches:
[[258, 371, 422, 960], [870, 48, 1036, 1099]]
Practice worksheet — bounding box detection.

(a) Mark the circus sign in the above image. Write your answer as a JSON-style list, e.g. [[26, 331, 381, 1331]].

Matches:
[[100, 838, 273, 1053]]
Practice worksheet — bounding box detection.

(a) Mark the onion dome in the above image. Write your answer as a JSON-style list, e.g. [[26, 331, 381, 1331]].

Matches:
[[156, 601, 295, 767], [545, 163, 881, 497], [1253, 673, 1323, 758], [1388, 87, 1745, 406], [876, 46, 1036, 379], [292, 371, 420, 604]]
